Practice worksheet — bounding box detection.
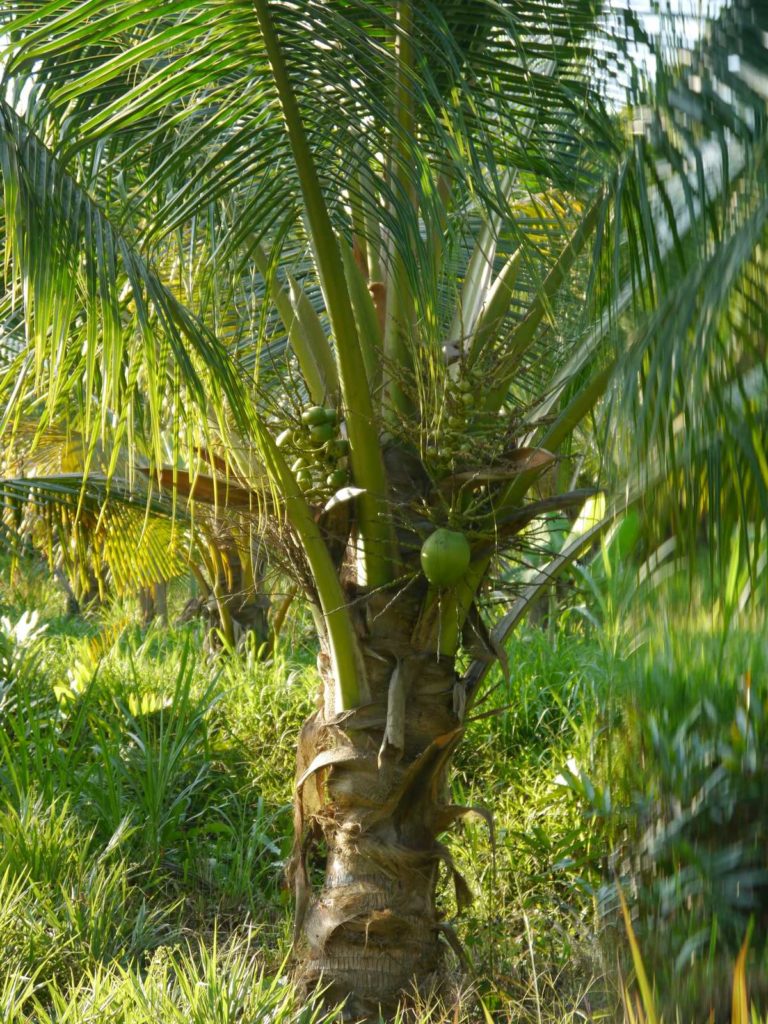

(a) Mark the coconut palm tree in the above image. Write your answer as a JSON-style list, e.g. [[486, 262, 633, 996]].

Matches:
[[1, 0, 767, 1015]]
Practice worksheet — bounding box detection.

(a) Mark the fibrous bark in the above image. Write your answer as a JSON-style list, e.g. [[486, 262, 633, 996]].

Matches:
[[289, 587, 474, 1019]]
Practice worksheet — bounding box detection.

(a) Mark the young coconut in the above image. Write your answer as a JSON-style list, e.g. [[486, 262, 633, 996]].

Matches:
[[300, 405, 328, 427], [420, 528, 471, 587]]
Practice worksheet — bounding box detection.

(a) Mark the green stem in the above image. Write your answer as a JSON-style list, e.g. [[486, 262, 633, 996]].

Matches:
[[253, 0, 395, 587], [382, 0, 416, 420], [260, 426, 368, 709], [338, 236, 382, 393], [222, 406, 367, 709]]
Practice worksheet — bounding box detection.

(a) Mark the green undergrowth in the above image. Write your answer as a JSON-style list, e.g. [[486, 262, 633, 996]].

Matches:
[[1, 554, 767, 1022], [597, 611, 768, 1020], [0, 563, 319, 1019]]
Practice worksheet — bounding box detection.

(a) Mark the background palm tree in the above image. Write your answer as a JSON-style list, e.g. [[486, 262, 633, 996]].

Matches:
[[1, 0, 767, 1015], [0, 427, 274, 647]]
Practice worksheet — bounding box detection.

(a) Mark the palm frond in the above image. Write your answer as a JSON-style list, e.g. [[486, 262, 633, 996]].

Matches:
[[0, 99, 249, 455]]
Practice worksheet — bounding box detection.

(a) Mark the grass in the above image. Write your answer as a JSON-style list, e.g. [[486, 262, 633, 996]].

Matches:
[[0, 554, 766, 1021]]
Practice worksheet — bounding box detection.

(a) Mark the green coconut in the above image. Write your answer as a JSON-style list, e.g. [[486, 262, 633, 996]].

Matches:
[[301, 405, 328, 427], [420, 528, 471, 587], [326, 469, 347, 490], [309, 422, 335, 445], [329, 438, 349, 458]]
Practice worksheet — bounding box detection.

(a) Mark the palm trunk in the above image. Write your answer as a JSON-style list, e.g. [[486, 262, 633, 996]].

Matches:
[[290, 587, 469, 1018]]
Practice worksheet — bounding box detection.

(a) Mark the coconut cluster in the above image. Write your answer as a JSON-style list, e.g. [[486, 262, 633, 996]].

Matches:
[[275, 400, 476, 591], [423, 375, 491, 468], [277, 406, 349, 499]]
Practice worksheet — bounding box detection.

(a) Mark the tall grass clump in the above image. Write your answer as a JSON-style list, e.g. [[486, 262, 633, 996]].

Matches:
[[25, 938, 342, 1024], [0, 577, 316, 1016]]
